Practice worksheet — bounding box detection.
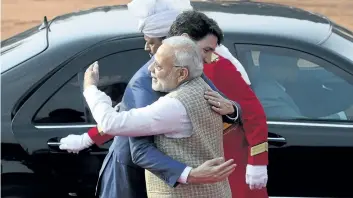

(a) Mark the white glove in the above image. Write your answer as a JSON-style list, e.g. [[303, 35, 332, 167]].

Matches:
[[59, 133, 94, 154], [246, 164, 268, 190]]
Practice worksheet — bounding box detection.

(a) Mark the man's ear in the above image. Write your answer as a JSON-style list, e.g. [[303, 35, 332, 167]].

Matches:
[[178, 67, 189, 82], [181, 33, 190, 38]]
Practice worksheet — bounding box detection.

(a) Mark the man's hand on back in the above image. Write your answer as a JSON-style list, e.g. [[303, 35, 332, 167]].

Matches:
[[204, 89, 234, 115], [187, 157, 236, 184]]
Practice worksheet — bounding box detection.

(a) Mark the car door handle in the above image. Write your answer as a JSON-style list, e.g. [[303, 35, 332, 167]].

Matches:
[[268, 137, 286, 143], [47, 137, 105, 153], [47, 137, 62, 147], [47, 139, 92, 153], [47, 142, 61, 146], [268, 136, 287, 147]]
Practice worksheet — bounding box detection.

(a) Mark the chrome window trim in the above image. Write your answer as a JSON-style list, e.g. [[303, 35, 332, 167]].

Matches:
[[34, 121, 353, 129], [267, 121, 353, 128], [35, 124, 96, 129]]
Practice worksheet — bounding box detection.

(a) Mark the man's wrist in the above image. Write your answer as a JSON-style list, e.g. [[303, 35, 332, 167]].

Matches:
[[87, 127, 113, 145], [177, 166, 192, 184], [83, 133, 94, 147], [83, 84, 98, 94], [226, 102, 239, 121], [246, 164, 267, 175], [83, 133, 94, 143], [186, 168, 196, 184]]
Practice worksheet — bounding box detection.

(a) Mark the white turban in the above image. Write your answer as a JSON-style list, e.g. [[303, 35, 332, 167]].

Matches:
[[127, 0, 193, 38], [127, 0, 251, 84]]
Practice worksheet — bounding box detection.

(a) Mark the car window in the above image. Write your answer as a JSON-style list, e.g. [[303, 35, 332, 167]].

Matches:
[[84, 49, 150, 123], [33, 75, 87, 123], [33, 49, 149, 124], [238, 45, 353, 121]]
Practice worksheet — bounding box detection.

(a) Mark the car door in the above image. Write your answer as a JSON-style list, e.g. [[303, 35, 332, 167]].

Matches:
[[11, 36, 150, 196], [235, 44, 353, 197]]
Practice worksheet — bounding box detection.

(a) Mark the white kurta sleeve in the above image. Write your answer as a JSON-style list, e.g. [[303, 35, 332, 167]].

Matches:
[[83, 85, 186, 136]]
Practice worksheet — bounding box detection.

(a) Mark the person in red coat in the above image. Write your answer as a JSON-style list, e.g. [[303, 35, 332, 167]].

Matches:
[[59, 3, 268, 196], [204, 49, 269, 198], [65, 49, 269, 198]]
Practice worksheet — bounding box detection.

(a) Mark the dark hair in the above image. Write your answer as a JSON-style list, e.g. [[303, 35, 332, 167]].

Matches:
[[158, 36, 166, 41], [168, 10, 224, 44]]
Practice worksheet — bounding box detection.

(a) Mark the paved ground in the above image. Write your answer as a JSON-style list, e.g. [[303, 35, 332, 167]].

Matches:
[[2, 0, 353, 40]]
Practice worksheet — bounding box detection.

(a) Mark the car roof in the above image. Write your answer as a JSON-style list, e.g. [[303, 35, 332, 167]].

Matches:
[[47, 1, 332, 45]]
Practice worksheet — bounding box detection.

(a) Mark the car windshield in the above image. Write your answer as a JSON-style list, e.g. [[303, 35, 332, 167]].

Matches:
[[321, 25, 353, 62], [1, 24, 48, 73]]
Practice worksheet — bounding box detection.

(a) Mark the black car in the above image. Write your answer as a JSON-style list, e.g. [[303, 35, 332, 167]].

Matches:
[[2, 1, 353, 198]]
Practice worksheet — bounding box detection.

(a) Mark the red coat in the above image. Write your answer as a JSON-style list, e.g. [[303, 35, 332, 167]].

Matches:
[[204, 53, 268, 198]]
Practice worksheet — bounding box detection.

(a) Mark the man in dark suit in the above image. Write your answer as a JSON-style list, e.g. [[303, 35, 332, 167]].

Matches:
[[59, 1, 241, 197]]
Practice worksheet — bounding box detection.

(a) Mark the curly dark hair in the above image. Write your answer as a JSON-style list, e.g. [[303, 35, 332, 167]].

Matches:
[[168, 10, 224, 44]]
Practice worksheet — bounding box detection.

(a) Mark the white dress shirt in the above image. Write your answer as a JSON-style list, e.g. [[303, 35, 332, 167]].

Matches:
[[83, 85, 237, 183]]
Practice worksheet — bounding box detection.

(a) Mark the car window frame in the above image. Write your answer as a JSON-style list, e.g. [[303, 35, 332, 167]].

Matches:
[[31, 38, 146, 126], [235, 44, 353, 125], [32, 47, 150, 125], [76, 49, 151, 124], [32, 73, 89, 124], [11, 36, 146, 153]]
